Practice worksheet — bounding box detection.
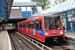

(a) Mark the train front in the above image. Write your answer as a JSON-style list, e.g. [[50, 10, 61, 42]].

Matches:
[[44, 15, 65, 42]]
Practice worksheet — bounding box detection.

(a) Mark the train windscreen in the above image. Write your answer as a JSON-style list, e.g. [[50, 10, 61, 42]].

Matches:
[[44, 16, 62, 30]]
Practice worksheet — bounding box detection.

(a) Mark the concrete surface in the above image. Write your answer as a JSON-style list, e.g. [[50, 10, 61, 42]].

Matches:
[[0, 31, 11, 50]]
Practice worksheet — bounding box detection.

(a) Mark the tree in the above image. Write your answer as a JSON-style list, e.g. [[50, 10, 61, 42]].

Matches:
[[31, 0, 50, 10], [55, 0, 65, 5], [43, 6, 50, 10]]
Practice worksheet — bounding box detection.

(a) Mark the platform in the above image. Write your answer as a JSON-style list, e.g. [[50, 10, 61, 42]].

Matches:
[[65, 32, 75, 37], [0, 30, 11, 50]]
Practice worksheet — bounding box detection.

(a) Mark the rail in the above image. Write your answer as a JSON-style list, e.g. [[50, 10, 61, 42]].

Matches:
[[16, 32, 52, 50], [65, 35, 75, 44]]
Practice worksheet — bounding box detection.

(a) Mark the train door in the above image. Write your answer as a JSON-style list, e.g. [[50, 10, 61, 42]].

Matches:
[[22, 23, 24, 31], [33, 20, 36, 36], [26, 22, 28, 33], [19, 23, 20, 30], [29, 21, 32, 34]]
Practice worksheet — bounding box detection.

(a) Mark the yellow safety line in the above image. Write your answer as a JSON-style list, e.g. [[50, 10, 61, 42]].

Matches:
[[3, 32, 6, 50], [0, 31, 3, 41]]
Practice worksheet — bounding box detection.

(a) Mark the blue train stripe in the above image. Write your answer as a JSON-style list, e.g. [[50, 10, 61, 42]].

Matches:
[[37, 29, 45, 37], [24, 24, 26, 27]]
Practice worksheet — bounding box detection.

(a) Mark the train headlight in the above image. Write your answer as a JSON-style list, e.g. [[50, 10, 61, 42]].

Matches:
[[59, 31, 63, 34], [45, 33, 49, 35]]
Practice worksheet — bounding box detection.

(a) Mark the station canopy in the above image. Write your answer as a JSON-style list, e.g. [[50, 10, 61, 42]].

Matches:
[[28, 0, 75, 19], [12, 2, 37, 7]]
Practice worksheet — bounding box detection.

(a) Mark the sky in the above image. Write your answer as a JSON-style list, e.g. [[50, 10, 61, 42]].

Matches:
[[14, 0, 32, 2], [13, 0, 43, 11], [13, 0, 64, 11]]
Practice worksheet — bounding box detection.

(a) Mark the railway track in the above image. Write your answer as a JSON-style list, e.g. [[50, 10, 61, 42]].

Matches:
[[9, 33, 39, 50], [45, 37, 75, 50], [9, 31, 75, 50], [46, 41, 75, 50]]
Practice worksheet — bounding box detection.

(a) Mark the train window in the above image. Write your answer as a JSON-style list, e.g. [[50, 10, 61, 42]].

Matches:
[[28, 22, 32, 28], [37, 20, 39, 29], [33, 21, 36, 29], [55, 17, 62, 29], [20, 23, 22, 27], [44, 19, 49, 30], [22, 23, 24, 28], [19, 23, 20, 27], [36, 20, 42, 29], [26, 22, 28, 28], [32, 21, 33, 29], [39, 20, 42, 29], [31, 21, 33, 29], [29, 21, 31, 28], [44, 16, 62, 30], [50, 19, 56, 30], [28, 22, 30, 28]]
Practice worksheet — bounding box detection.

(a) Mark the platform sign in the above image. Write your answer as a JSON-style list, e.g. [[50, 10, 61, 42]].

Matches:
[[67, 15, 72, 17]]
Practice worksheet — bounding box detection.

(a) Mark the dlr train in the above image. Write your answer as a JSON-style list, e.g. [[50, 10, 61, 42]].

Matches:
[[17, 15, 65, 43]]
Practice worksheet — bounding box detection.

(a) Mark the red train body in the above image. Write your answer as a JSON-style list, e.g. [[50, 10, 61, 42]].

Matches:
[[17, 15, 65, 43]]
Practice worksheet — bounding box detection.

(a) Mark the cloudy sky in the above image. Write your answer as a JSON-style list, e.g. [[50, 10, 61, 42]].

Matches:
[[13, 0, 43, 11], [13, 0, 64, 11], [14, 0, 32, 2]]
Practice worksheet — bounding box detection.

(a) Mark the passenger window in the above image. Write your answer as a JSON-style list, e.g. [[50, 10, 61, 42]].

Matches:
[[37, 20, 39, 29], [39, 20, 42, 29], [33, 20, 36, 29], [37, 20, 42, 30], [28, 22, 30, 28], [19, 23, 20, 27], [20, 23, 22, 27], [32, 21, 33, 29], [31, 21, 33, 29], [28, 22, 32, 28], [22, 23, 24, 28], [30, 21, 32, 28], [26, 22, 27, 28]]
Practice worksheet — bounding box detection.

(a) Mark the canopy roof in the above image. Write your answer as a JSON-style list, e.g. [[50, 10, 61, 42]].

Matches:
[[12, 2, 37, 7], [28, 0, 75, 19]]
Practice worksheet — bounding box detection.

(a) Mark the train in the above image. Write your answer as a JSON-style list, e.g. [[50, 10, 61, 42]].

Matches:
[[17, 15, 65, 43]]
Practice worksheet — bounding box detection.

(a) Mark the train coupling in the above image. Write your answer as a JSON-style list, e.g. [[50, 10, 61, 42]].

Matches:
[[53, 37, 58, 43]]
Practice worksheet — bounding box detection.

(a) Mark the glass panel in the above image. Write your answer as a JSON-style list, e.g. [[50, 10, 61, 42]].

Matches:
[[60, 13, 65, 15], [20, 23, 22, 27], [26, 22, 28, 28], [37, 20, 39, 29], [72, 10, 75, 14], [39, 20, 42, 29], [71, 14, 74, 21], [44, 16, 62, 30], [67, 11, 72, 14], [44, 19, 49, 30], [74, 10, 75, 13], [67, 14, 75, 21], [28, 22, 32, 28], [22, 23, 24, 28], [70, 23, 73, 30], [62, 15, 66, 19], [19, 23, 21, 27]]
